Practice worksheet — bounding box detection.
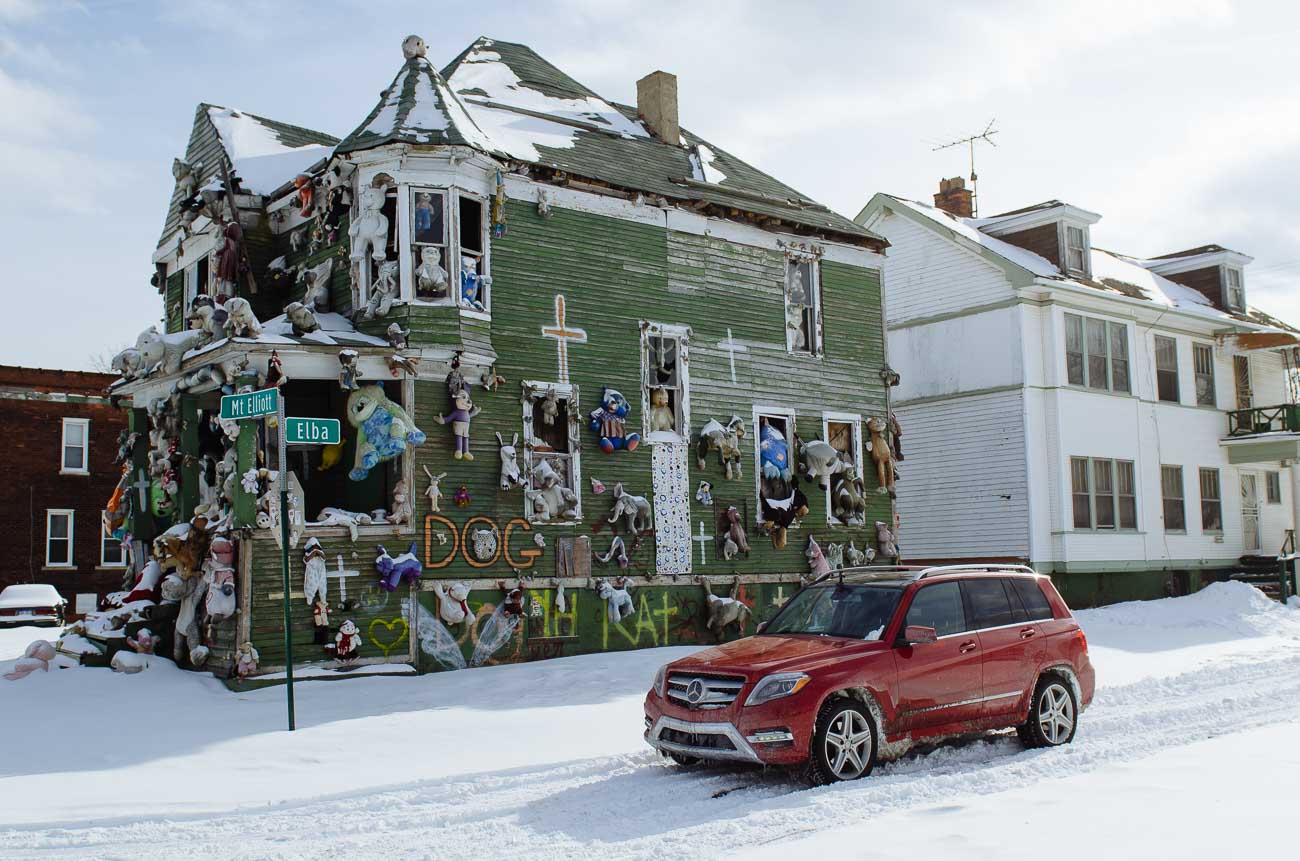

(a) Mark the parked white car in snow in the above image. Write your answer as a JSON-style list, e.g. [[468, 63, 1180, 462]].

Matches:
[[0, 584, 66, 627]]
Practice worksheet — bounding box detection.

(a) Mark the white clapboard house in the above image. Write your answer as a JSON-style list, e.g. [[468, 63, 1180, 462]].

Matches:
[[857, 178, 1300, 606]]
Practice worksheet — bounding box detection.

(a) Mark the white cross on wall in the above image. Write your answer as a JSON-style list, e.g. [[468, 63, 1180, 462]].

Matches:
[[717, 328, 748, 384], [541, 294, 587, 384], [693, 520, 713, 567], [329, 555, 362, 603]]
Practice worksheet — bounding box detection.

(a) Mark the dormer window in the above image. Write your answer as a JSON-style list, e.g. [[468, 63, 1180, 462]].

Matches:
[[1064, 224, 1089, 277], [1225, 267, 1244, 310]]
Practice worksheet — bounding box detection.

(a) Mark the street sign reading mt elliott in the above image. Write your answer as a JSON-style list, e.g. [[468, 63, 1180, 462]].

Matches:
[[284, 417, 341, 445], [220, 387, 279, 420]]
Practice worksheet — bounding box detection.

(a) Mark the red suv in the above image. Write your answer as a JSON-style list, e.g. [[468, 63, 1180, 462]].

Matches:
[[644, 566, 1093, 784]]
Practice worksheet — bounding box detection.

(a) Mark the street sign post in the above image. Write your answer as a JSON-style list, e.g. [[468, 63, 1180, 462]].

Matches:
[[220, 387, 279, 421], [284, 417, 341, 445]]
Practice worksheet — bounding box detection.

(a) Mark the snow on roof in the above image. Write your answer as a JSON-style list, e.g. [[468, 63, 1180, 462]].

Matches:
[[889, 197, 1063, 279], [208, 107, 332, 195], [258, 312, 389, 347], [688, 143, 727, 184]]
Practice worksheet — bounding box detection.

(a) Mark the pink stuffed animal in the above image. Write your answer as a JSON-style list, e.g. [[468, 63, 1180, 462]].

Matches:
[[806, 536, 831, 579], [4, 641, 58, 681]]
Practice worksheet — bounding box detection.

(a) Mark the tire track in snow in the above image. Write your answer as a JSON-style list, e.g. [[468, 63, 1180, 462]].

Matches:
[[7, 651, 1300, 860]]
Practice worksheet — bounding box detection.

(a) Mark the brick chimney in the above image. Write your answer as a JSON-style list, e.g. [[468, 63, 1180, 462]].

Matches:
[[934, 176, 973, 218], [636, 70, 680, 145]]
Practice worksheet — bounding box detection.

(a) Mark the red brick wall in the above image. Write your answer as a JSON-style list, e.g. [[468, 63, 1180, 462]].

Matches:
[[0, 371, 129, 618]]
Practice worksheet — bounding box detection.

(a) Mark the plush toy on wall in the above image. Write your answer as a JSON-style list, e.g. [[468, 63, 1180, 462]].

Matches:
[[432, 581, 471, 627], [866, 416, 896, 496], [363, 260, 401, 320], [702, 577, 752, 642], [235, 641, 260, 679], [459, 256, 490, 312], [799, 437, 847, 491], [595, 534, 629, 568], [539, 387, 560, 426], [437, 388, 481, 461], [422, 466, 447, 512], [596, 577, 634, 624], [875, 521, 899, 560], [303, 537, 328, 607], [496, 432, 523, 491], [526, 458, 579, 522], [825, 542, 845, 572], [607, 483, 652, 534], [845, 540, 874, 567], [388, 480, 413, 527], [335, 619, 361, 663], [759, 421, 793, 481], [589, 388, 640, 454], [718, 505, 751, 560], [312, 598, 331, 644], [349, 184, 389, 264], [648, 387, 675, 434], [338, 349, 362, 392], [415, 245, 448, 300], [830, 472, 868, 527], [806, 536, 831, 580], [375, 542, 422, 592], [346, 384, 427, 480], [760, 482, 810, 550], [695, 480, 713, 507]]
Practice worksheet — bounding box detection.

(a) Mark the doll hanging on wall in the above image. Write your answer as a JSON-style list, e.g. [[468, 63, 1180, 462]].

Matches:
[[438, 388, 481, 460]]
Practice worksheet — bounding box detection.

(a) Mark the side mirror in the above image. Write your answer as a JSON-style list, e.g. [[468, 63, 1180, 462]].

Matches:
[[901, 625, 937, 646], [755, 621, 768, 634]]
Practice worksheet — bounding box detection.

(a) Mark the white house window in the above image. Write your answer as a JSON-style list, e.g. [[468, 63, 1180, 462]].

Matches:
[[1155, 336, 1179, 403], [1267, 470, 1282, 504], [642, 324, 690, 442], [754, 407, 797, 521], [61, 418, 89, 474], [46, 509, 74, 567], [1064, 224, 1089, 276], [1199, 468, 1223, 533], [823, 414, 863, 526], [1161, 465, 1186, 532], [1193, 343, 1216, 407], [1070, 457, 1136, 530], [521, 381, 581, 524], [101, 511, 125, 567], [1225, 267, 1244, 310], [183, 253, 210, 315], [456, 194, 489, 313], [410, 187, 450, 302], [784, 256, 822, 355], [1065, 314, 1129, 392]]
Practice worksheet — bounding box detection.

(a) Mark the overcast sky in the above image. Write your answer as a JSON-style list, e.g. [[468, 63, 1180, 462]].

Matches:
[[1, 0, 1297, 370]]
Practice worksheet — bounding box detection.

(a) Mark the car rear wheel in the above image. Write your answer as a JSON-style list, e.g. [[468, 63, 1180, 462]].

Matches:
[[806, 699, 876, 785], [1018, 676, 1078, 748]]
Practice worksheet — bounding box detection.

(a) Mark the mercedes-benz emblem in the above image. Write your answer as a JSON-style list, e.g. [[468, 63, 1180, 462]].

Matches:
[[686, 679, 704, 704]]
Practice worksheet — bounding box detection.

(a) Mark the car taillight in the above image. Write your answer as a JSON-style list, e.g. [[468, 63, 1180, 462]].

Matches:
[[1075, 629, 1088, 653]]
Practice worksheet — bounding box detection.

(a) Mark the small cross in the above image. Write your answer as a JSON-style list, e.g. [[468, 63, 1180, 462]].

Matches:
[[693, 520, 713, 567], [133, 468, 151, 509], [541, 294, 587, 384], [771, 585, 788, 607], [717, 328, 748, 384], [329, 554, 362, 603]]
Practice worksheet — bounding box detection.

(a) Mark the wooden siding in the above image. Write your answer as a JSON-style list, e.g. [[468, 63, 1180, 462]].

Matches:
[[997, 223, 1060, 269], [1163, 265, 1224, 309]]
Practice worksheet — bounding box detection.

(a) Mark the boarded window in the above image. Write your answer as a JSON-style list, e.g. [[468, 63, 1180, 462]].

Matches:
[[1155, 336, 1179, 403], [1161, 465, 1186, 531], [1199, 468, 1222, 532], [1193, 343, 1216, 407]]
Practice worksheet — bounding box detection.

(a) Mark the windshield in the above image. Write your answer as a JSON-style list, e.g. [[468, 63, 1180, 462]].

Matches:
[[764, 583, 903, 640]]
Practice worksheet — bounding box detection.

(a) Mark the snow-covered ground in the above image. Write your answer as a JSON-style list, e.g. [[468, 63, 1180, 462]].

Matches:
[[1, 582, 1298, 859]]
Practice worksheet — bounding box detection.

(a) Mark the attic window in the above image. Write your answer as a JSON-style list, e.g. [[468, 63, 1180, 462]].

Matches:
[[457, 195, 489, 314], [785, 256, 822, 355], [1064, 225, 1089, 276], [1225, 267, 1244, 310]]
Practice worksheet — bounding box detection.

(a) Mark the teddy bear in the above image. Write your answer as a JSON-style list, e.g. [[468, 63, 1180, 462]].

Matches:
[[235, 642, 260, 679], [223, 297, 262, 339], [334, 619, 361, 662], [415, 245, 448, 300], [589, 387, 640, 454], [648, 387, 675, 434], [345, 384, 427, 480], [438, 388, 482, 460], [433, 581, 471, 627], [459, 255, 490, 312]]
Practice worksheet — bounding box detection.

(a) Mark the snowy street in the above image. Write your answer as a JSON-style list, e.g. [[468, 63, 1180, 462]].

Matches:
[[2, 582, 1299, 860]]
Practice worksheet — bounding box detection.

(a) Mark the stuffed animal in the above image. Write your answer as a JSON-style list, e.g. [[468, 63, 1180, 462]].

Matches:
[[312, 598, 331, 644], [845, 540, 874, 568], [866, 416, 896, 496], [415, 245, 448, 300], [234, 641, 260, 679], [346, 384, 427, 480], [830, 473, 868, 527], [223, 297, 262, 339], [876, 521, 899, 560], [422, 466, 447, 512], [498, 581, 526, 617], [335, 619, 361, 662], [388, 480, 413, 527], [338, 349, 363, 391], [526, 460, 579, 521], [800, 437, 847, 490], [363, 260, 401, 320], [283, 301, 319, 336], [470, 528, 498, 561], [127, 628, 157, 654], [759, 421, 793, 481], [703, 577, 752, 641], [299, 258, 334, 313], [596, 577, 634, 624], [589, 388, 640, 453], [111, 347, 144, 380], [375, 542, 422, 592], [595, 534, 629, 568], [806, 536, 831, 580], [459, 255, 490, 311], [825, 542, 845, 572], [433, 581, 471, 626], [696, 480, 713, 506], [3, 640, 58, 681], [386, 322, 410, 349], [539, 387, 560, 426], [293, 173, 314, 217], [315, 507, 373, 542], [303, 537, 328, 606], [648, 387, 675, 434], [122, 559, 165, 604], [607, 483, 652, 534], [111, 650, 151, 674], [760, 482, 810, 550], [348, 184, 389, 264], [718, 505, 750, 560], [154, 522, 210, 581], [696, 416, 746, 480], [165, 572, 210, 667], [437, 388, 481, 461], [317, 435, 348, 472], [496, 432, 523, 490]]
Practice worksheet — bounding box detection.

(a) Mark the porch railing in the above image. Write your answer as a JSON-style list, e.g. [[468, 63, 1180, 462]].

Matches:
[[1226, 403, 1300, 436]]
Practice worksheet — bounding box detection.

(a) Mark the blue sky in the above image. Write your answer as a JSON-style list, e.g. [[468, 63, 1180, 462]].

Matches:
[[2, 0, 1298, 369]]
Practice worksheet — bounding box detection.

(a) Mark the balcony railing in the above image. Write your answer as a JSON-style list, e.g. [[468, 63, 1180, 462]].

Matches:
[[1226, 403, 1300, 436]]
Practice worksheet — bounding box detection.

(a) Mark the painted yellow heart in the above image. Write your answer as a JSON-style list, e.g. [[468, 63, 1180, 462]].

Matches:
[[367, 618, 409, 656]]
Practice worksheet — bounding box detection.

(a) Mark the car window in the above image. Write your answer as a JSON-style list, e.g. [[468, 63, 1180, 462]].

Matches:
[[904, 582, 966, 637], [962, 579, 1014, 629], [765, 584, 903, 639], [1002, 579, 1030, 623], [1010, 578, 1054, 621]]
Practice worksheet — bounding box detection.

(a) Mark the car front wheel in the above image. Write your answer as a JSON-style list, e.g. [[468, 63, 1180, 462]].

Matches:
[[807, 699, 877, 785], [1018, 676, 1078, 748]]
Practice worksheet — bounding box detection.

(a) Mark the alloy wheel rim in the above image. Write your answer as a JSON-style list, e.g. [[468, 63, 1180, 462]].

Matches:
[[1038, 683, 1075, 744], [824, 710, 872, 779]]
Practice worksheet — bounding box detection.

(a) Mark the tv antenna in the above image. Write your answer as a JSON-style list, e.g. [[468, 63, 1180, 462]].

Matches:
[[932, 119, 999, 216]]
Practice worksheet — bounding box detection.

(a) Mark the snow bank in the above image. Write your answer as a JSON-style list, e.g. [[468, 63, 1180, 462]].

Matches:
[[1078, 580, 1298, 638]]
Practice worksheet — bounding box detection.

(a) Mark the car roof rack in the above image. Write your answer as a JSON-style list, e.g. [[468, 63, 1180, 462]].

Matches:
[[821, 564, 1039, 585], [915, 564, 1038, 579]]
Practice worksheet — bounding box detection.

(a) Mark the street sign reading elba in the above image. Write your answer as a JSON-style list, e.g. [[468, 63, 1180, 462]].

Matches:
[[284, 417, 341, 445], [219, 388, 280, 420]]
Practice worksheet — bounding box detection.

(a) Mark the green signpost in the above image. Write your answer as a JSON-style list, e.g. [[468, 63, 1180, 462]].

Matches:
[[217, 388, 336, 733]]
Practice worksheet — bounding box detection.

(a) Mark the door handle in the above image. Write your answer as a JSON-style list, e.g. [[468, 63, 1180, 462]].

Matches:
[[959, 641, 978, 654], [1020, 627, 1037, 639]]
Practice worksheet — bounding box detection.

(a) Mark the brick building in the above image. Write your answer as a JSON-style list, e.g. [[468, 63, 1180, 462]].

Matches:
[[0, 366, 128, 618]]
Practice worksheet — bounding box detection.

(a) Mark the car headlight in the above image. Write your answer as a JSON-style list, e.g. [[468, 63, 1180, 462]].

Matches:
[[743, 672, 810, 707], [652, 663, 668, 698]]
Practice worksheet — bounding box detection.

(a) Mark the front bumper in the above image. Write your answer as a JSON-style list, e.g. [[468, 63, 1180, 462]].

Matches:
[[645, 715, 765, 763]]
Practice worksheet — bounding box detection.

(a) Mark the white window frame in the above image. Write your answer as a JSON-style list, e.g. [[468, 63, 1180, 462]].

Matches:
[[822, 412, 863, 526], [454, 190, 491, 319], [521, 380, 582, 524], [1154, 335, 1180, 403], [60, 418, 89, 475], [46, 509, 74, 568], [182, 253, 210, 318], [752, 405, 797, 525], [406, 184, 452, 306], [640, 322, 692, 444], [100, 510, 126, 567], [1192, 342, 1216, 407], [783, 254, 823, 356], [1069, 457, 1137, 531], [1062, 222, 1090, 277], [1063, 312, 1130, 393], [356, 180, 401, 311], [1198, 467, 1223, 534], [1224, 267, 1244, 311], [1161, 465, 1186, 533], [1266, 470, 1283, 505]]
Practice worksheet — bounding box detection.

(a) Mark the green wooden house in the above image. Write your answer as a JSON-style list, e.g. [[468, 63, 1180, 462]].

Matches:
[[109, 36, 894, 680]]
